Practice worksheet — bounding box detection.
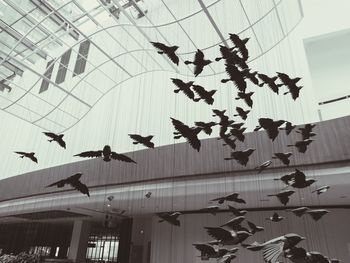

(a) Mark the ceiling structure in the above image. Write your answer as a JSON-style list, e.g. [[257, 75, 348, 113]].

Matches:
[[0, 0, 303, 133]]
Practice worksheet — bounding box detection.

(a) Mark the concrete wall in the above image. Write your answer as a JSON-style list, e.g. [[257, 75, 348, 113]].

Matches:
[[150, 208, 350, 262]]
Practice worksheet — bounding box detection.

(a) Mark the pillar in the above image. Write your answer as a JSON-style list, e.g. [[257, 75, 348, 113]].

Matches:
[[68, 220, 91, 262]]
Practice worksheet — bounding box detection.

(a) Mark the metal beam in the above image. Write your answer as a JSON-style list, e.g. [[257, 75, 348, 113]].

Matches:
[[197, 0, 229, 48], [0, 49, 92, 108], [0, 57, 23, 76]]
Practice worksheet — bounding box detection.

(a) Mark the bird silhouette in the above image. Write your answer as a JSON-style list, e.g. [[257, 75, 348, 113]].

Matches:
[[170, 78, 199, 102], [258, 73, 283, 94], [274, 171, 296, 185], [195, 121, 217, 135], [145, 192, 152, 198], [74, 145, 136, 163], [255, 160, 272, 174], [235, 91, 254, 108], [211, 193, 246, 204], [220, 216, 245, 229], [157, 212, 181, 226], [306, 209, 330, 221], [221, 64, 247, 92], [284, 85, 303, 101], [43, 132, 66, 149], [288, 207, 309, 217], [192, 244, 237, 260], [192, 84, 217, 105], [150, 42, 179, 65], [220, 133, 237, 149], [234, 107, 250, 120], [312, 185, 330, 195], [205, 227, 251, 246], [247, 221, 264, 234], [228, 205, 247, 216], [297, 124, 317, 140], [14, 151, 38, 163], [289, 169, 316, 189], [46, 172, 89, 197], [287, 139, 314, 153], [229, 33, 250, 61], [281, 121, 296, 135], [230, 127, 246, 142], [185, 49, 212, 77], [266, 212, 284, 222], [224, 148, 255, 166], [171, 117, 201, 151], [278, 72, 303, 100], [244, 233, 305, 263], [200, 206, 220, 215], [255, 118, 286, 141], [241, 68, 260, 85], [268, 190, 295, 206], [128, 134, 154, 149], [216, 45, 248, 69], [273, 152, 293, 166]]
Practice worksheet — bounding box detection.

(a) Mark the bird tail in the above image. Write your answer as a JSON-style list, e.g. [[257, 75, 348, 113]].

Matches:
[[215, 57, 222, 62], [173, 89, 180, 93], [132, 142, 139, 145], [209, 90, 216, 96], [283, 91, 290, 95], [286, 144, 293, 147], [184, 60, 192, 65], [157, 51, 164, 54], [273, 178, 280, 181], [267, 194, 275, 197], [221, 79, 229, 83]]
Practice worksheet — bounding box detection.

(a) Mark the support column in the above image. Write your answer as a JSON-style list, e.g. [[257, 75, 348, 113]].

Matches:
[[68, 220, 91, 262], [117, 218, 133, 263]]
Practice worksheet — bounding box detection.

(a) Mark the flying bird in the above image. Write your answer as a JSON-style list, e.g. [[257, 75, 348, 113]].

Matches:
[[14, 151, 38, 163], [255, 160, 272, 174], [272, 152, 293, 166], [171, 117, 201, 151], [229, 33, 250, 61], [157, 212, 181, 226], [243, 233, 305, 263], [312, 185, 330, 195], [289, 169, 316, 189], [241, 68, 260, 85], [288, 207, 309, 217], [287, 139, 314, 153], [268, 190, 295, 206], [129, 134, 154, 149], [228, 205, 248, 216], [204, 227, 251, 246], [145, 192, 152, 198], [224, 148, 255, 166], [192, 244, 237, 260], [185, 49, 212, 77], [230, 127, 246, 142], [211, 193, 246, 204], [170, 78, 199, 102], [216, 45, 248, 68], [306, 209, 330, 221], [195, 121, 217, 135], [234, 107, 250, 120], [247, 221, 264, 234], [46, 172, 89, 197], [258, 73, 283, 94], [43, 132, 66, 149], [74, 145, 136, 163], [235, 91, 254, 108], [266, 212, 284, 222], [220, 133, 237, 149], [297, 124, 317, 140], [221, 64, 247, 92], [255, 118, 286, 141], [284, 84, 303, 100], [150, 41, 179, 65], [281, 121, 296, 135], [192, 84, 217, 105]]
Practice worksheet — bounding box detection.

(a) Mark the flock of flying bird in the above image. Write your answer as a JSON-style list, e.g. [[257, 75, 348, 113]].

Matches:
[[12, 33, 338, 263]]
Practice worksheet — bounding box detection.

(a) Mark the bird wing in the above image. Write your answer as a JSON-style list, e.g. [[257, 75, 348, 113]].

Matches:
[[30, 155, 38, 163], [195, 49, 204, 61], [14, 151, 26, 155], [73, 181, 90, 197], [43, 132, 57, 139], [150, 41, 167, 51], [247, 221, 257, 231], [194, 64, 204, 77], [68, 173, 82, 182], [74, 150, 102, 158], [171, 78, 185, 89], [294, 169, 306, 184], [57, 138, 66, 149], [307, 211, 325, 221], [244, 95, 253, 108], [262, 241, 284, 263], [129, 134, 142, 141], [166, 52, 179, 65], [205, 227, 233, 241], [277, 194, 290, 206], [181, 86, 196, 100], [228, 205, 240, 216], [46, 178, 68, 188], [110, 152, 136, 163], [193, 244, 216, 255], [185, 133, 201, 152]]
